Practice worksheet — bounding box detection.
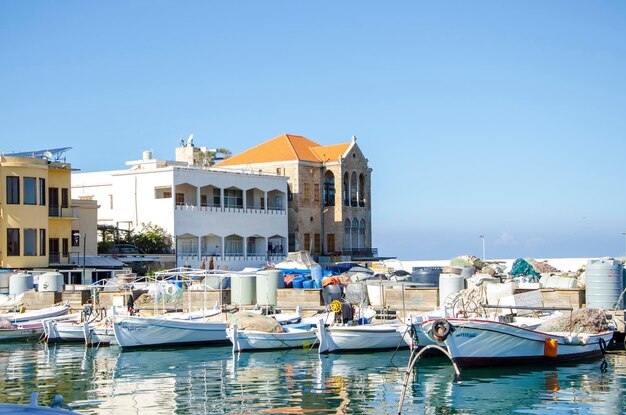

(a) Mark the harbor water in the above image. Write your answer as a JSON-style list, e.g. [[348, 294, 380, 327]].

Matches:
[[0, 342, 625, 414]]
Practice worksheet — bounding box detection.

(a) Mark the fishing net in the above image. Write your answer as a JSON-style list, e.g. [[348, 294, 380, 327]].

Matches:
[[229, 311, 284, 333], [537, 308, 609, 334], [0, 318, 15, 329]]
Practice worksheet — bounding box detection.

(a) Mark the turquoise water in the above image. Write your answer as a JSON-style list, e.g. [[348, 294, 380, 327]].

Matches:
[[0, 341, 624, 414]]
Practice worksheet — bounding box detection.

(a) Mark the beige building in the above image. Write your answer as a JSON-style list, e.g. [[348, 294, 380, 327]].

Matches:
[[215, 134, 374, 260], [0, 148, 98, 272]]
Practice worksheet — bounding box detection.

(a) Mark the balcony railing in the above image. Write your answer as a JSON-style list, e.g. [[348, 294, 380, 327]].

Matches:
[[49, 253, 71, 265], [48, 206, 77, 218], [342, 248, 379, 257]]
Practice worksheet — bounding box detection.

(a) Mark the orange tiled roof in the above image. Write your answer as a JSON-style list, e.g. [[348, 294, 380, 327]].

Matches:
[[215, 134, 351, 166]]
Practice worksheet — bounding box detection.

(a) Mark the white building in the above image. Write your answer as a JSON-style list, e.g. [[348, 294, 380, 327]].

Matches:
[[71, 145, 289, 270]]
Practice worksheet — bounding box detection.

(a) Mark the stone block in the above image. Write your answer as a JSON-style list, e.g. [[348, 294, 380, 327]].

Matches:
[[22, 291, 62, 309]]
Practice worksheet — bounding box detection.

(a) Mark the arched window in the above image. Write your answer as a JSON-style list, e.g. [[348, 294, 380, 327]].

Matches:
[[358, 174, 366, 207], [343, 219, 351, 250], [324, 171, 335, 207], [359, 219, 366, 249], [351, 218, 359, 249], [350, 172, 357, 207], [343, 172, 350, 206], [225, 234, 243, 256]]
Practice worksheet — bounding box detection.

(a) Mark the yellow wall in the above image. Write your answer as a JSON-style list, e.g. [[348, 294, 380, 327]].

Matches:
[[0, 156, 75, 269]]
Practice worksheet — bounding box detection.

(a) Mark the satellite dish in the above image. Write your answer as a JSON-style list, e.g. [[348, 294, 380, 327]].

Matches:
[[187, 134, 194, 146], [42, 151, 53, 159]]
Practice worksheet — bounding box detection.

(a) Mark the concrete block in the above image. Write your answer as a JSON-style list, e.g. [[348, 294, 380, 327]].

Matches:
[[182, 290, 231, 311], [277, 288, 323, 308], [22, 291, 62, 309], [62, 290, 91, 309]]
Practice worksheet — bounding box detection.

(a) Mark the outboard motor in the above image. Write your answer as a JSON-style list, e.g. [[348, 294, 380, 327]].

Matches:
[[322, 284, 343, 305]]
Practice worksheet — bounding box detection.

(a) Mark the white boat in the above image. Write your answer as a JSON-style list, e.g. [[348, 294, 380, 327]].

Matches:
[[228, 323, 316, 352], [0, 304, 70, 325], [315, 318, 411, 354], [112, 314, 228, 349], [0, 326, 42, 342], [0, 392, 81, 414], [421, 318, 614, 369]]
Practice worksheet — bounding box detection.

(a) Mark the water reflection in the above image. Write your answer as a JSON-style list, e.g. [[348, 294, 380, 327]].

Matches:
[[0, 342, 624, 415]]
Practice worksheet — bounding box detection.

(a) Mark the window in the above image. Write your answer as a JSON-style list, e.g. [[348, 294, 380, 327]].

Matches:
[[313, 183, 320, 202], [24, 177, 36, 205], [287, 184, 293, 201], [7, 229, 20, 256], [163, 191, 172, 198], [343, 219, 351, 250], [38, 178, 46, 205], [61, 188, 69, 208], [72, 231, 80, 247], [176, 193, 185, 205], [327, 234, 335, 253], [62, 238, 69, 258], [24, 229, 37, 256], [324, 172, 335, 207], [200, 194, 208, 207], [303, 233, 311, 251], [39, 229, 46, 256], [314, 233, 321, 253], [213, 188, 221, 206], [303, 183, 310, 203], [224, 189, 243, 208], [6, 176, 19, 204]]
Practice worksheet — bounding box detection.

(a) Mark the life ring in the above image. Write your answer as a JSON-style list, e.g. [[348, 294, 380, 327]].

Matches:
[[165, 284, 178, 296], [431, 319, 452, 342]]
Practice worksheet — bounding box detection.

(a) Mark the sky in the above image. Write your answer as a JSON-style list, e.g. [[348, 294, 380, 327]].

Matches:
[[1, 2, 625, 261]]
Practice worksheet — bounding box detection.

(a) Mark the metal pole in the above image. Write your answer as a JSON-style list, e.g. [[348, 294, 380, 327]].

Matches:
[[621, 232, 626, 258], [479, 235, 485, 261], [82, 233, 86, 283]]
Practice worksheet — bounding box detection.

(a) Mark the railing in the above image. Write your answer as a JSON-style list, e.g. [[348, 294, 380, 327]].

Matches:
[[267, 207, 286, 214], [343, 248, 378, 257], [48, 206, 77, 218], [200, 204, 222, 212], [246, 207, 265, 214], [49, 253, 71, 264]]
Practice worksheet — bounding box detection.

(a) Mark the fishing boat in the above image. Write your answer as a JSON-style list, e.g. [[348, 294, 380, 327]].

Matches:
[[228, 323, 316, 352], [111, 310, 228, 349], [315, 319, 410, 353], [420, 317, 614, 369], [0, 325, 42, 342], [0, 304, 70, 325], [0, 392, 81, 414]]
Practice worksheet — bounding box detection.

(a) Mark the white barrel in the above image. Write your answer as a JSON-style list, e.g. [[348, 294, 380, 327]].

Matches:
[[438, 273, 466, 306], [9, 273, 34, 296], [0, 272, 12, 294], [255, 270, 284, 306], [38, 272, 65, 292], [586, 259, 624, 309], [231, 273, 256, 305], [539, 274, 578, 289]]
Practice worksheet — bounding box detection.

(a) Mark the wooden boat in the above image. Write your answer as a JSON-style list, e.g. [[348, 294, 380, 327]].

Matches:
[[0, 304, 70, 324], [112, 313, 228, 349], [420, 318, 614, 369], [0, 392, 81, 414], [315, 319, 411, 353], [0, 326, 42, 342], [227, 323, 316, 352]]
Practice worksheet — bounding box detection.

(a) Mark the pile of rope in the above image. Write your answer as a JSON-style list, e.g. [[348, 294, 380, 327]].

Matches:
[[537, 308, 609, 334]]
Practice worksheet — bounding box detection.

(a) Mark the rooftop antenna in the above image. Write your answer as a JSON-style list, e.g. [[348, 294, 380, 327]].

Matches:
[[187, 134, 194, 147]]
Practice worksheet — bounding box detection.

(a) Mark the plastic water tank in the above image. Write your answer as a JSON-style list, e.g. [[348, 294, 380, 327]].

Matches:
[[586, 259, 624, 309], [0, 271, 12, 294], [231, 273, 256, 305], [539, 274, 578, 289], [411, 267, 442, 286], [311, 265, 323, 287], [256, 270, 284, 306], [438, 273, 466, 307], [38, 272, 64, 292], [9, 273, 34, 296]]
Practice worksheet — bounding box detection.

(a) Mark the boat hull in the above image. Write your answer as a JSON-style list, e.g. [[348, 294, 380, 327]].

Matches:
[[228, 325, 316, 352], [112, 315, 228, 349], [315, 321, 410, 353], [0, 327, 42, 342], [426, 318, 614, 369]]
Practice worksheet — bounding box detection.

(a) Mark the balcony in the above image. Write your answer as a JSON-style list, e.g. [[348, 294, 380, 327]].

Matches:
[[343, 248, 379, 258], [49, 206, 77, 218], [49, 253, 71, 265]]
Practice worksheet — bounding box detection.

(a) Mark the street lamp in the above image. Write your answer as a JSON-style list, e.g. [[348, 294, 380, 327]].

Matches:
[[74, 232, 86, 283], [479, 235, 485, 261]]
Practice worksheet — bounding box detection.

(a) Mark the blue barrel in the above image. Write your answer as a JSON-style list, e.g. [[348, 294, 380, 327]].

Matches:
[[586, 259, 624, 309], [292, 276, 306, 289], [302, 278, 315, 289]]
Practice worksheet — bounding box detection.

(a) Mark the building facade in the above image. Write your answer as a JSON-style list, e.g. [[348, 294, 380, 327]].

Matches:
[[215, 134, 374, 260], [72, 144, 289, 270], [0, 149, 98, 272]]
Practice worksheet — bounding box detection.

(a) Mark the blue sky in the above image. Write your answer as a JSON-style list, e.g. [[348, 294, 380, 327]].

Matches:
[[2, 2, 625, 260]]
